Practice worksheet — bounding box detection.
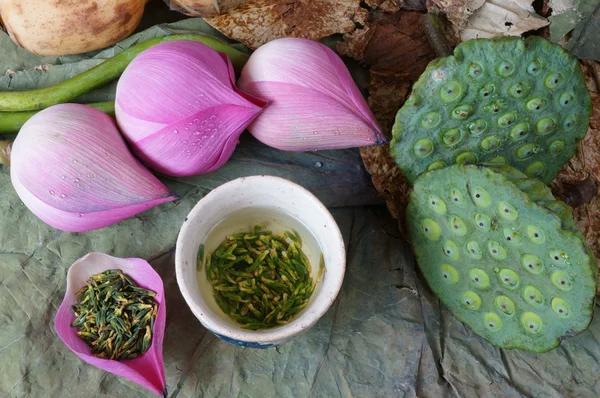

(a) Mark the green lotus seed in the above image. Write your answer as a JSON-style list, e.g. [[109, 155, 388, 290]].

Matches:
[[479, 84, 495, 98], [548, 140, 565, 156], [551, 298, 570, 316], [510, 122, 530, 141], [488, 241, 507, 260], [527, 225, 545, 244], [526, 98, 547, 112], [422, 219, 441, 240], [498, 202, 518, 221], [549, 250, 568, 265], [484, 312, 503, 331], [498, 60, 515, 77], [455, 152, 477, 164], [442, 128, 463, 147], [484, 100, 505, 114], [450, 188, 466, 206], [521, 312, 543, 333], [471, 187, 491, 207], [524, 285, 544, 306], [421, 111, 442, 128], [481, 136, 501, 152], [496, 296, 515, 315], [469, 268, 490, 289], [522, 254, 544, 274], [468, 119, 488, 136], [427, 161, 446, 171], [462, 291, 482, 310], [527, 60, 541, 75], [508, 82, 528, 98], [441, 81, 462, 102], [489, 156, 506, 164], [545, 72, 563, 89], [469, 63, 483, 78], [443, 240, 459, 260], [535, 118, 555, 135], [503, 229, 522, 244], [551, 271, 572, 291], [516, 143, 539, 159], [453, 105, 473, 120], [525, 162, 545, 178], [497, 112, 517, 127], [498, 269, 520, 289], [414, 139, 434, 157], [466, 241, 483, 260], [428, 195, 447, 214], [475, 213, 491, 231], [559, 92, 574, 106], [441, 264, 459, 284], [449, 216, 468, 236], [563, 115, 577, 130]]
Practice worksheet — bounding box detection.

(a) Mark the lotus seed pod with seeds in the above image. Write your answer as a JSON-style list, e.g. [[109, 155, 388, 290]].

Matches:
[[407, 164, 597, 353], [391, 36, 592, 184]]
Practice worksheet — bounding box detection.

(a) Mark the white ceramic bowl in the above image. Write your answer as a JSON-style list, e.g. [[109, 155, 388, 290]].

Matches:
[[175, 175, 345, 347]]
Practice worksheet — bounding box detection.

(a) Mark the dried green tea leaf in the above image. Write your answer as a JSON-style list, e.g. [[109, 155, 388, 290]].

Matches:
[[407, 164, 597, 352]]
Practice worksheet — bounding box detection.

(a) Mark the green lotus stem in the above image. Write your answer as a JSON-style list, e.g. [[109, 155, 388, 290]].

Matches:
[[0, 34, 249, 112], [0, 140, 11, 166], [0, 101, 115, 133]]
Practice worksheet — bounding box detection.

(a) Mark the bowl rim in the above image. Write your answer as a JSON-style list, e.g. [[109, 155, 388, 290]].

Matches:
[[175, 175, 346, 343]]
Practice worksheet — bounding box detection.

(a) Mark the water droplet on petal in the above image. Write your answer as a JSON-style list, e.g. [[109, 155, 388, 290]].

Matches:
[[60, 193, 66, 198], [72, 159, 78, 164], [49, 190, 55, 195], [79, 213, 84, 218], [61, 175, 66, 180], [74, 178, 80, 183], [315, 161, 323, 168], [173, 129, 178, 134]]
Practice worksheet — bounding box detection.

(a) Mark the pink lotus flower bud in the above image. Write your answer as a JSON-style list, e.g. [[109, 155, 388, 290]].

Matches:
[[10, 104, 177, 232], [115, 41, 264, 177], [55, 253, 167, 396], [238, 38, 386, 151]]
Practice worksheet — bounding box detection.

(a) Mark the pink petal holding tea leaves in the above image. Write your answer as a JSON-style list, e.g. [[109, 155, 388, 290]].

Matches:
[[10, 104, 177, 232], [131, 103, 261, 176], [238, 38, 383, 140], [54, 253, 166, 396], [242, 81, 384, 151]]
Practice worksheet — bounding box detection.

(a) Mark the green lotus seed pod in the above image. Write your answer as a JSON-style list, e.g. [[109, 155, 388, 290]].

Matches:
[[407, 164, 597, 352], [462, 291, 482, 310], [391, 36, 592, 183]]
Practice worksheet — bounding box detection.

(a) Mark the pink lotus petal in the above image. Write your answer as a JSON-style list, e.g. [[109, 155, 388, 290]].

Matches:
[[242, 81, 382, 151], [55, 253, 166, 396], [116, 41, 264, 176], [132, 103, 261, 176], [10, 104, 177, 232], [238, 38, 385, 150]]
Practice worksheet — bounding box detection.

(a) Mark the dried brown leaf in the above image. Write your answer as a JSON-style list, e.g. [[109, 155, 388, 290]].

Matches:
[[365, 0, 426, 11], [204, 0, 368, 49]]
